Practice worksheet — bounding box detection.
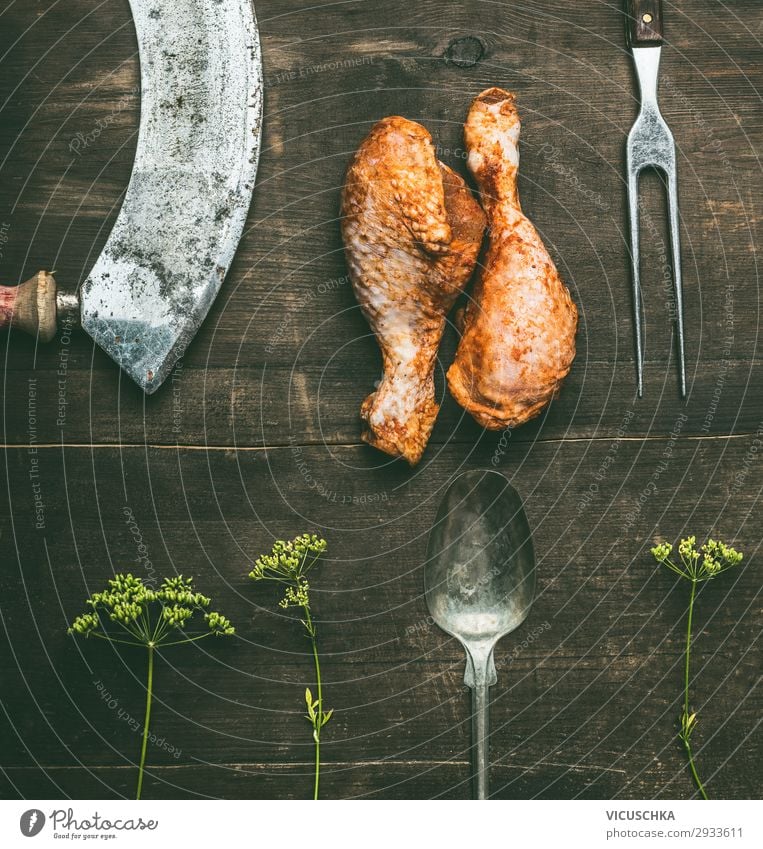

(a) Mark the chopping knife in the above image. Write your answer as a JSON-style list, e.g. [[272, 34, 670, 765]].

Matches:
[[0, 0, 263, 394], [624, 0, 686, 397]]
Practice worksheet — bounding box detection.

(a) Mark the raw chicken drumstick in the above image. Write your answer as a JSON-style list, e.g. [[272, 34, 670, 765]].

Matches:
[[447, 89, 578, 429], [341, 117, 486, 465]]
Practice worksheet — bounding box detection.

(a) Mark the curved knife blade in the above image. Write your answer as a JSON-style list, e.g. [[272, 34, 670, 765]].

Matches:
[[81, 0, 263, 393]]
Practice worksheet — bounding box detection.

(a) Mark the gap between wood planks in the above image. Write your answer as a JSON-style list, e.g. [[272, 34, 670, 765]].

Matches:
[[0, 431, 757, 451], [2, 760, 626, 774]]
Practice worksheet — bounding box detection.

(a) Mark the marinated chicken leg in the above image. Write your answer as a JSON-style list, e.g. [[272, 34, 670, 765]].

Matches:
[[447, 89, 578, 429], [341, 117, 485, 464]]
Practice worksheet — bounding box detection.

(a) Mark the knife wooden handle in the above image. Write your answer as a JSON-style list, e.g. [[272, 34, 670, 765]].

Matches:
[[625, 0, 664, 47], [0, 271, 58, 342]]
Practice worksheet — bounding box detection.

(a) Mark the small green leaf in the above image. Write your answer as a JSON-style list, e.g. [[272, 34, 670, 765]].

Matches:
[[321, 708, 333, 726], [305, 688, 316, 720]]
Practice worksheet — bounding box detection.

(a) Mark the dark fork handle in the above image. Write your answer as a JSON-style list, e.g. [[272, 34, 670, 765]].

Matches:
[[625, 1, 664, 46]]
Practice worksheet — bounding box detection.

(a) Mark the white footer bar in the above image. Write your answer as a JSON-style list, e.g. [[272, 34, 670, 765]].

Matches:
[[2, 799, 760, 849]]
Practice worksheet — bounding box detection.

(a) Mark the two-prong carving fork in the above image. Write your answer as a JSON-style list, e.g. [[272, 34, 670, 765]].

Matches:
[[625, 0, 686, 397]]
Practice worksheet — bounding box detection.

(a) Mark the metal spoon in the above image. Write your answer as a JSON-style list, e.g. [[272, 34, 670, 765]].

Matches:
[[425, 469, 536, 799]]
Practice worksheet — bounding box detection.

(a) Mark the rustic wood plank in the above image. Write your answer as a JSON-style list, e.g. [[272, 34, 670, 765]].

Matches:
[[0, 441, 759, 799], [0, 0, 761, 447], [2, 354, 762, 449], [7, 754, 753, 801], [0, 761, 639, 801]]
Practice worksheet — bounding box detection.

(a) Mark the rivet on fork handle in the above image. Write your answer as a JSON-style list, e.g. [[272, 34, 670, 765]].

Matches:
[[625, 1, 664, 47]]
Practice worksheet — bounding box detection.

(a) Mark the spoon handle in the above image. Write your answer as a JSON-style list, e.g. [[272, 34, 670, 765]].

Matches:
[[471, 680, 490, 799]]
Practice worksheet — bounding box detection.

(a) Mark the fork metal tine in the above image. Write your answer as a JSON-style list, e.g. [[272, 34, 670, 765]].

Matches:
[[626, 166, 644, 397], [666, 167, 687, 397]]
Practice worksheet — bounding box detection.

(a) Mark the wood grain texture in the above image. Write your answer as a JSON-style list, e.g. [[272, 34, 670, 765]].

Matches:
[[0, 0, 761, 800], [0, 441, 760, 799]]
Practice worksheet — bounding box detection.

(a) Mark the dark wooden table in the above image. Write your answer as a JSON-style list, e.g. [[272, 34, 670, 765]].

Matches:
[[0, 0, 760, 800]]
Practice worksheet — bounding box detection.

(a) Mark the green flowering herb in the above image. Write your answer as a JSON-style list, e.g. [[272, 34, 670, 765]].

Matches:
[[68, 573, 234, 799], [248, 533, 330, 799], [651, 536, 743, 799]]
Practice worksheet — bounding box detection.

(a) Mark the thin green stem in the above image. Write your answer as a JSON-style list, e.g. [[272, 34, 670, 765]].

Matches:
[[88, 632, 143, 648], [304, 553, 322, 575], [684, 738, 708, 800], [684, 581, 695, 721], [136, 644, 154, 801], [150, 611, 166, 644], [682, 580, 708, 800], [151, 610, 173, 646], [159, 632, 214, 648], [114, 619, 145, 644], [304, 605, 322, 801], [138, 607, 152, 643], [663, 558, 690, 580], [256, 573, 291, 585]]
